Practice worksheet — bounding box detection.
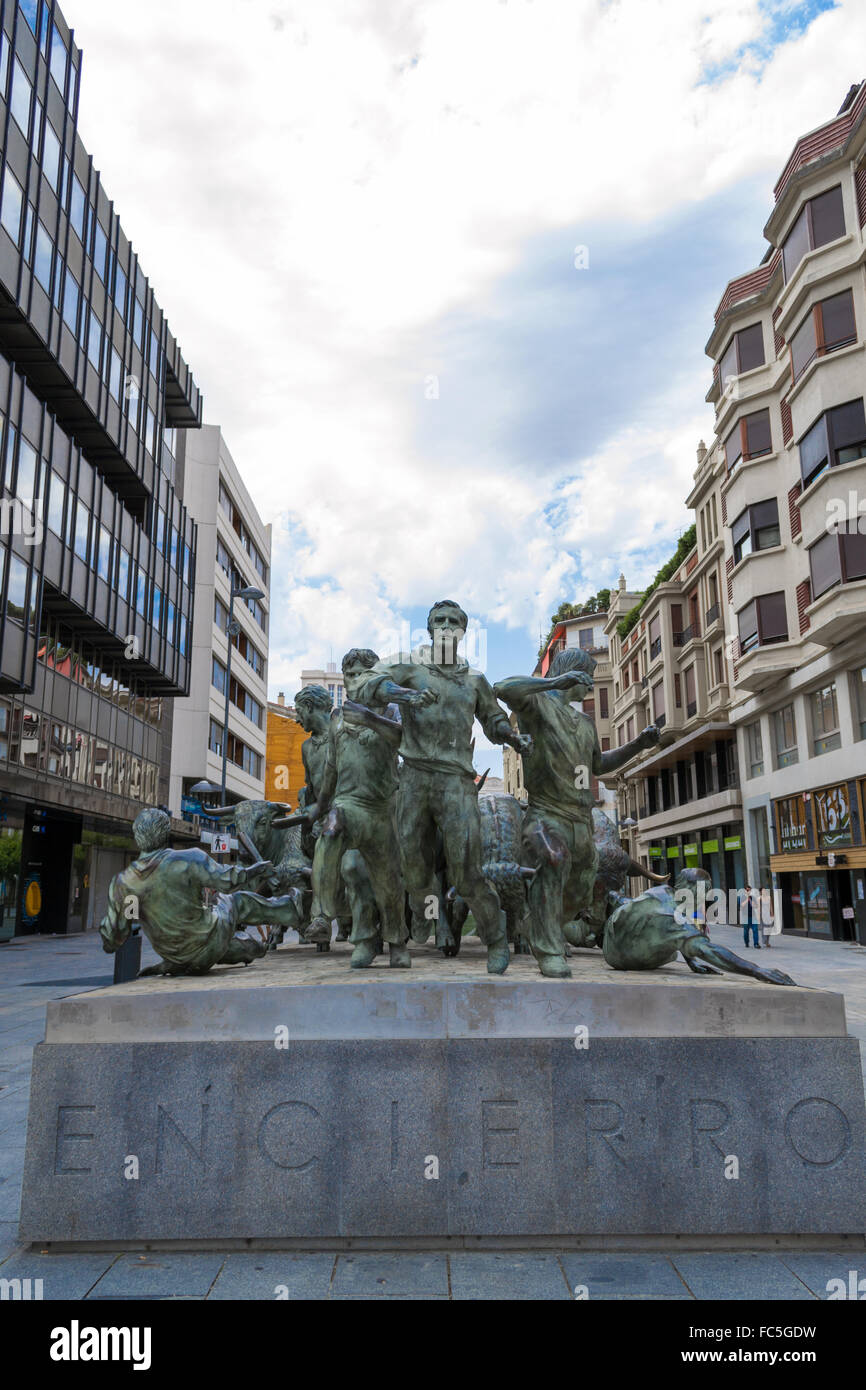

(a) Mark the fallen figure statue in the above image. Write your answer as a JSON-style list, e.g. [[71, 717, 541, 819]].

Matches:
[[601, 868, 796, 987], [99, 807, 305, 977]]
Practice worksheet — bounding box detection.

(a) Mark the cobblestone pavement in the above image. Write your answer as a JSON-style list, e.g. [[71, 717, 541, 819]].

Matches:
[[1, 926, 864, 1300]]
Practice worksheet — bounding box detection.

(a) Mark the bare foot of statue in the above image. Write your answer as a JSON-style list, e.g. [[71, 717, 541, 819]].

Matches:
[[537, 953, 572, 979], [350, 941, 378, 969], [389, 943, 411, 968], [486, 941, 510, 975]]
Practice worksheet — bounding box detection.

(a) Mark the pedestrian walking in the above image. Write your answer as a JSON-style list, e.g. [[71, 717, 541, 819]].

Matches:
[[741, 883, 760, 948]]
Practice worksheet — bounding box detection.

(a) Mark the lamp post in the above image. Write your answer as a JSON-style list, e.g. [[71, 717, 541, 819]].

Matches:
[[221, 584, 265, 805]]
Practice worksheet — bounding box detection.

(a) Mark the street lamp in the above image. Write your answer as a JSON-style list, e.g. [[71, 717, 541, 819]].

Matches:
[[220, 584, 265, 804]]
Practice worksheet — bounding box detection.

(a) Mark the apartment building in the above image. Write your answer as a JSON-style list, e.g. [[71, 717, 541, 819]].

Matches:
[[703, 81, 866, 943], [169, 426, 270, 818], [0, 0, 201, 934], [606, 538, 745, 897], [503, 599, 618, 815], [300, 660, 345, 709]]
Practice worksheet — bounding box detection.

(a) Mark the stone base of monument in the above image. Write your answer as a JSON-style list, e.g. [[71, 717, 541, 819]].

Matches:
[[18, 942, 866, 1248]]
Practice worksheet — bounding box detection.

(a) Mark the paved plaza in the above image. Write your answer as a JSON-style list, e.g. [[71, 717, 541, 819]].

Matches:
[[1, 926, 865, 1300]]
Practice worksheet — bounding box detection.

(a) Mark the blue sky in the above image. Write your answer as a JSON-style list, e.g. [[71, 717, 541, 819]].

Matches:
[[64, 0, 865, 771]]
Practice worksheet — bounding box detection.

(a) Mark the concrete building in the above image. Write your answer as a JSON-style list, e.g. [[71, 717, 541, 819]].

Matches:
[[265, 692, 306, 808], [169, 426, 270, 819], [0, 0, 201, 935], [703, 80, 866, 942], [607, 526, 744, 898], [300, 661, 345, 709], [503, 599, 618, 817]]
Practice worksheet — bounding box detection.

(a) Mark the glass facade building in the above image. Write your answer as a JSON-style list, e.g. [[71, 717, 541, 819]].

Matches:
[[0, 0, 201, 934]]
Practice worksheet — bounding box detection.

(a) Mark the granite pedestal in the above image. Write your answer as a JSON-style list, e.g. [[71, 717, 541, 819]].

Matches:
[[18, 942, 866, 1247]]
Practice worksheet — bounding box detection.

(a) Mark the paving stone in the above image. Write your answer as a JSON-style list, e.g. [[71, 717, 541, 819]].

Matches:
[[0, 1251, 117, 1299], [0, 1221, 22, 1262], [671, 1253, 816, 1300], [88, 1252, 227, 1299], [448, 1252, 571, 1300], [778, 1253, 866, 1300], [331, 1253, 448, 1299], [560, 1252, 693, 1299], [208, 1252, 335, 1300]]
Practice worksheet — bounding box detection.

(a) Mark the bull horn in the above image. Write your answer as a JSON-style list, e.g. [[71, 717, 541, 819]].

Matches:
[[202, 804, 237, 818], [475, 769, 490, 792], [518, 865, 538, 880], [272, 813, 306, 828], [445, 886, 458, 903], [627, 855, 669, 884]]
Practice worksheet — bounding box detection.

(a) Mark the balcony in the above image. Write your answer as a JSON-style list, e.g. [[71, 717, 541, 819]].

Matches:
[[673, 622, 700, 651], [734, 639, 800, 693], [649, 636, 662, 661], [705, 602, 720, 628], [805, 578, 866, 649], [686, 700, 697, 718], [641, 674, 648, 689], [655, 712, 667, 729]]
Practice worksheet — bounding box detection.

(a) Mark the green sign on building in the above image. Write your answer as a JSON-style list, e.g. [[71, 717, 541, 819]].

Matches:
[[724, 836, 742, 851], [667, 846, 680, 858], [648, 847, 663, 859], [684, 843, 698, 858], [702, 839, 719, 854]]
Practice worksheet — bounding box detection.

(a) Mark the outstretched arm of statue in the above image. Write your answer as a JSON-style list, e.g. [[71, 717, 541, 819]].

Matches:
[[374, 678, 437, 709], [476, 677, 532, 752], [596, 724, 661, 775], [495, 672, 585, 709]]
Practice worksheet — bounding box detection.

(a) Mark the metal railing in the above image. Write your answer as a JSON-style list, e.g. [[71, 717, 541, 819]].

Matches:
[[650, 637, 662, 660], [705, 602, 720, 626], [687, 700, 697, 718]]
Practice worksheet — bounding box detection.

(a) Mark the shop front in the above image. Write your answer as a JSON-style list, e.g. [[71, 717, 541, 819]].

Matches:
[[646, 821, 746, 914], [771, 779, 866, 943]]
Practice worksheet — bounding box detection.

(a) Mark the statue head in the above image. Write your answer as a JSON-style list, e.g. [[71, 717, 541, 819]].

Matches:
[[294, 684, 332, 733], [548, 645, 595, 700], [427, 599, 467, 665], [133, 807, 171, 853], [341, 648, 378, 700]]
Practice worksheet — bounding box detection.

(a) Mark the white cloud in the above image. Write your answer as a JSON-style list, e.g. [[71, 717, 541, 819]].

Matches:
[[65, 0, 866, 691]]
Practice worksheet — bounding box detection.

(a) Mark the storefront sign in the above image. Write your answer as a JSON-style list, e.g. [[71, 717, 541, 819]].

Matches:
[[842, 907, 855, 920], [684, 843, 698, 858], [814, 783, 852, 849], [701, 839, 719, 854], [648, 847, 663, 859], [776, 795, 809, 852], [666, 846, 679, 858], [724, 836, 742, 851]]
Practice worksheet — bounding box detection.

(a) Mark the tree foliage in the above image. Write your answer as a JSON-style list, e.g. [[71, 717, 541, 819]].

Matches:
[[537, 589, 611, 660], [616, 525, 698, 640]]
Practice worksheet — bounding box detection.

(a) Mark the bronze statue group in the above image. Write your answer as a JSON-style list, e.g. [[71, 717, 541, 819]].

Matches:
[[100, 600, 795, 988]]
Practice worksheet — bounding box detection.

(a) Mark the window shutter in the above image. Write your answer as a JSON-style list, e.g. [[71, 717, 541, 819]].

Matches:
[[788, 482, 802, 539], [780, 392, 793, 445], [796, 578, 812, 634], [725, 555, 734, 601], [772, 306, 785, 356], [857, 161, 866, 227]]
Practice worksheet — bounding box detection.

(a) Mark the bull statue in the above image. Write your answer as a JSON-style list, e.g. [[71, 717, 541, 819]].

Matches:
[[602, 867, 796, 987], [203, 800, 326, 946], [445, 790, 537, 956], [562, 809, 669, 949]]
